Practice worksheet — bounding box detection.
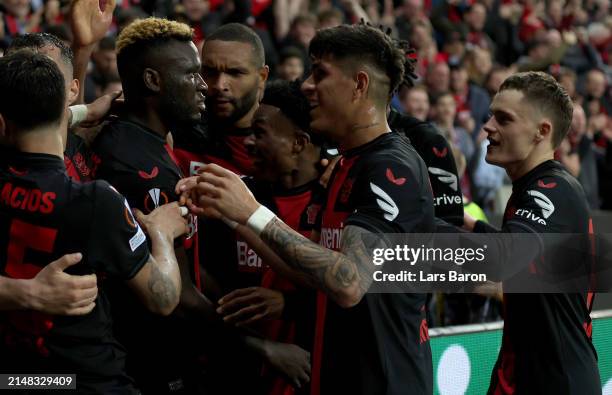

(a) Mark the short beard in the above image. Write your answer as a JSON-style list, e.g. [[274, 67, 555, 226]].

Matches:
[[209, 87, 258, 127]]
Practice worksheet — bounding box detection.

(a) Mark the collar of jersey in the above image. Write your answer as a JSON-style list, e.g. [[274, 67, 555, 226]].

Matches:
[[7, 151, 65, 170]]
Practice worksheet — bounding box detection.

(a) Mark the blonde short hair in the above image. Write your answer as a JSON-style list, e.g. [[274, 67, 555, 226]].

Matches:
[[116, 17, 193, 55]]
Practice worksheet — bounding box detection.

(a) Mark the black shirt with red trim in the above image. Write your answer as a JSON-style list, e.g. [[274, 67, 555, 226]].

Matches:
[[199, 178, 325, 395], [0, 152, 148, 394], [172, 117, 255, 177], [91, 119, 200, 393], [474, 160, 600, 395], [64, 132, 96, 182], [318, 132, 435, 395], [389, 110, 464, 226]]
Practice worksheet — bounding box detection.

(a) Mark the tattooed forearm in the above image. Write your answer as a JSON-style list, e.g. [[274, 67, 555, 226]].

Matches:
[[148, 260, 178, 312], [260, 219, 377, 306]]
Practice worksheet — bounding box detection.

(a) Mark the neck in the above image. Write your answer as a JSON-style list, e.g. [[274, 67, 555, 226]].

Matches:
[[13, 126, 64, 159], [277, 149, 321, 190], [125, 99, 168, 138], [506, 150, 554, 181], [339, 107, 390, 151]]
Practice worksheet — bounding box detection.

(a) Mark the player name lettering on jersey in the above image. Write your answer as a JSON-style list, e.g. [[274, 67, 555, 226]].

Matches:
[[236, 240, 264, 271], [1, 182, 56, 214], [433, 193, 462, 207], [319, 227, 343, 250]]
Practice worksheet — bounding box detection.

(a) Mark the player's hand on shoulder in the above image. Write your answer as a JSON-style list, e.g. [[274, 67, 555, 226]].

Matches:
[[28, 253, 98, 315], [133, 202, 189, 240]]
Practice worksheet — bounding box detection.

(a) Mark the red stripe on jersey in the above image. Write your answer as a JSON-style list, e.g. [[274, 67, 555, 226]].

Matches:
[[64, 156, 81, 182]]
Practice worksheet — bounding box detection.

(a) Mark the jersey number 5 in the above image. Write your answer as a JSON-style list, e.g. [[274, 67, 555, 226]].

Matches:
[[5, 219, 58, 279]]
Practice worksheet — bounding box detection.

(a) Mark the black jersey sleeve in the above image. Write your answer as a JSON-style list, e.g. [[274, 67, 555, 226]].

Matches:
[[389, 111, 464, 225], [87, 181, 150, 280], [468, 173, 590, 284], [422, 132, 464, 225], [345, 154, 435, 234]]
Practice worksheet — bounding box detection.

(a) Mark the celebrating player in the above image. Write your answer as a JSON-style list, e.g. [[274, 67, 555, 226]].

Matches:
[[184, 24, 436, 395], [463, 71, 601, 394], [0, 50, 187, 393]]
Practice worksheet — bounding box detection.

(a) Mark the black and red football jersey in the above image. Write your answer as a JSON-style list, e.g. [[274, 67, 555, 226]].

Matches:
[[318, 132, 435, 395], [173, 118, 255, 177], [0, 152, 149, 394], [63, 132, 96, 182], [91, 118, 200, 393], [473, 160, 600, 395], [198, 178, 324, 395], [389, 110, 464, 226]]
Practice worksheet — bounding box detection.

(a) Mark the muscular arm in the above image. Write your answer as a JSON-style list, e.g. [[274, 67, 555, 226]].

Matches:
[[127, 227, 182, 315], [259, 220, 377, 308]]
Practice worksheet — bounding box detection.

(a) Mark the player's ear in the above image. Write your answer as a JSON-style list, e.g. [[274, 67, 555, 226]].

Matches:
[[536, 119, 553, 143], [354, 70, 370, 101], [143, 68, 161, 92], [67, 79, 80, 106], [293, 131, 310, 154]]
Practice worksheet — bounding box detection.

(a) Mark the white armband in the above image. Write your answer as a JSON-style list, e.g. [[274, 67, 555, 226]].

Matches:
[[69, 104, 88, 128], [246, 205, 276, 236]]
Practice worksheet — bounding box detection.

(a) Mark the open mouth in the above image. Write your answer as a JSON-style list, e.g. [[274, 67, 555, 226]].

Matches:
[[487, 137, 501, 147]]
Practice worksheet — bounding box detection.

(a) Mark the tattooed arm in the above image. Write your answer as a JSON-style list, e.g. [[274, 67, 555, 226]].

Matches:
[[260, 220, 377, 308], [127, 203, 187, 315]]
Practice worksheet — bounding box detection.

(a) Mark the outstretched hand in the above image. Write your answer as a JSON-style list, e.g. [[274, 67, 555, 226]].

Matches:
[[70, 0, 116, 48]]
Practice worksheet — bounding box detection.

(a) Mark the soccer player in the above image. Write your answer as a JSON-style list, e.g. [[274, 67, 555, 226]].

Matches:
[[6, 33, 111, 182], [90, 17, 211, 394], [186, 24, 436, 395], [463, 72, 601, 394], [189, 80, 325, 394], [385, 34, 464, 227], [173, 22, 269, 177], [0, 50, 186, 394]]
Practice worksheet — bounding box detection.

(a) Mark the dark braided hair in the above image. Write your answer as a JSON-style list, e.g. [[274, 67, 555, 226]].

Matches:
[[360, 20, 418, 88]]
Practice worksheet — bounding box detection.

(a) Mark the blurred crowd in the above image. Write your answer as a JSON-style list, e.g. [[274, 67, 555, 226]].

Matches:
[[2, 0, 610, 217]]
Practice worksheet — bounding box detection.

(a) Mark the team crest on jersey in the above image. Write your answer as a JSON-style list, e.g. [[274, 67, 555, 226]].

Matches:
[[306, 204, 322, 225], [144, 188, 169, 212], [339, 178, 354, 204]]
